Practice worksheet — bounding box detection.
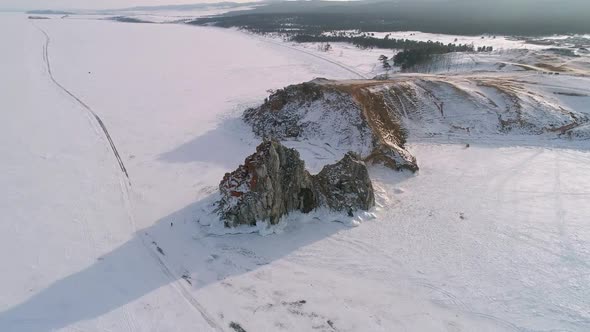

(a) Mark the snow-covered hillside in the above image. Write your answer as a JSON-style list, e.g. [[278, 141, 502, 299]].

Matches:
[[1, 10, 590, 332], [239, 75, 589, 174]]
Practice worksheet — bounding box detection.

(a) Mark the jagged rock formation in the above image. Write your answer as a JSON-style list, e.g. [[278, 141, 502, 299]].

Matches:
[[244, 79, 418, 172], [217, 141, 374, 227], [218, 140, 314, 227], [314, 152, 375, 214]]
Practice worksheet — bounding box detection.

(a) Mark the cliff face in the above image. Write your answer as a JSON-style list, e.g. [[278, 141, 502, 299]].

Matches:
[[217, 141, 374, 227], [218, 140, 314, 227], [314, 152, 375, 214]]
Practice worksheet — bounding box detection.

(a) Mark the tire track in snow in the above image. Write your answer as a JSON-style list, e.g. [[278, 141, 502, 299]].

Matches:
[[34, 23, 223, 332], [139, 232, 223, 332], [411, 279, 472, 312], [253, 35, 368, 79], [34, 24, 130, 183], [34, 23, 138, 332], [411, 279, 523, 331]]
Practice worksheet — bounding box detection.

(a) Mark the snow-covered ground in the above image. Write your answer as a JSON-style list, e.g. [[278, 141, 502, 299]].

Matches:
[[0, 12, 353, 332], [28, 4, 257, 24], [325, 30, 548, 51], [1, 11, 590, 332], [261, 30, 590, 78], [76, 6, 257, 24]]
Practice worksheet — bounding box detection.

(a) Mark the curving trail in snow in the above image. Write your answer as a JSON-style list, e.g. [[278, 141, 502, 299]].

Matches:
[[34, 21, 225, 332], [34, 23, 131, 183], [253, 35, 369, 79], [0, 13, 358, 332]]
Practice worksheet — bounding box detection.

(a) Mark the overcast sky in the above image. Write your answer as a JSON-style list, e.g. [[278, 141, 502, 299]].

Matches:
[[0, 0, 259, 11]]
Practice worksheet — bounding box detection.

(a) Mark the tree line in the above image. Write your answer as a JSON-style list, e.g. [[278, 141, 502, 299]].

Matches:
[[189, 0, 590, 36], [292, 34, 475, 53]]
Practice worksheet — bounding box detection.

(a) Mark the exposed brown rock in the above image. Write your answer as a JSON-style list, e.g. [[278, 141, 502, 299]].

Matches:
[[218, 140, 315, 227]]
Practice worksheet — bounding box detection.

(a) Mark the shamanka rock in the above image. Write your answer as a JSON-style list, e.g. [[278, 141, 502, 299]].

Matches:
[[217, 141, 375, 227]]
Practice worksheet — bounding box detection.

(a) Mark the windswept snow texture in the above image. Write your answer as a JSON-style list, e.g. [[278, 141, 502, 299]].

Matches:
[[373, 75, 590, 138], [2, 11, 590, 332]]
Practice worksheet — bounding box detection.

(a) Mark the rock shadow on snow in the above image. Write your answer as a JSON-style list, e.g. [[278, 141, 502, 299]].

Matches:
[[0, 194, 348, 332], [158, 116, 257, 169]]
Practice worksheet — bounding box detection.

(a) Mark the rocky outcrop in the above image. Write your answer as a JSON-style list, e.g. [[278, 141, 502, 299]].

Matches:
[[243, 79, 418, 172], [218, 140, 315, 227], [314, 152, 375, 215], [217, 141, 375, 227]]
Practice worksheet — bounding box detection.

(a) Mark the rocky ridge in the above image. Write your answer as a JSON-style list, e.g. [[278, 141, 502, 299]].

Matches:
[[244, 77, 590, 171], [244, 79, 418, 172]]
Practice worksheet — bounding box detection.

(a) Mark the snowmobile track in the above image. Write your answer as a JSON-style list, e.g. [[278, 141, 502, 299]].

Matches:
[[34, 24, 130, 183], [256, 36, 368, 79], [34, 23, 223, 332]]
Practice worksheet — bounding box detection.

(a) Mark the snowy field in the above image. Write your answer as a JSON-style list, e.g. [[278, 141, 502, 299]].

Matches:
[[262, 30, 590, 78], [1, 12, 590, 332], [67, 5, 258, 24], [325, 30, 548, 51]]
